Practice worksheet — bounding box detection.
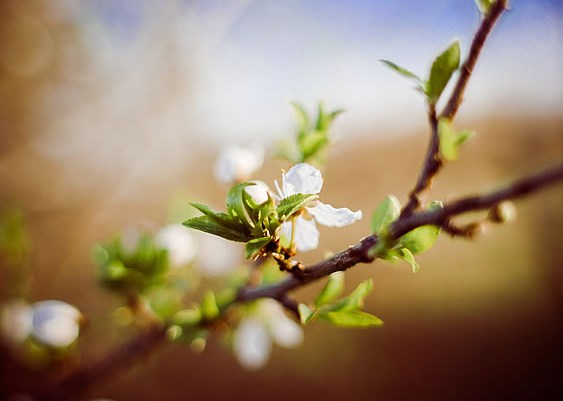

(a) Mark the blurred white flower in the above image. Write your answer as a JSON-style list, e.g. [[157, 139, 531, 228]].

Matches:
[[214, 144, 264, 185], [31, 300, 81, 348], [194, 233, 241, 277], [233, 299, 303, 370], [0, 299, 33, 343], [276, 163, 362, 252], [155, 224, 197, 268]]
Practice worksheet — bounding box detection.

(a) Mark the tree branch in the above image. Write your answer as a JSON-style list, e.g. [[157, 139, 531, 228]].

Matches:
[[401, 0, 508, 217], [238, 162, 563, 305], [441, 0, 508, 120]]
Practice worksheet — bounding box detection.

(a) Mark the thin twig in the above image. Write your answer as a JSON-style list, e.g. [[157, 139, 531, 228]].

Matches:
[[441, 0, 508, 119], [401, 0, 508, 217]]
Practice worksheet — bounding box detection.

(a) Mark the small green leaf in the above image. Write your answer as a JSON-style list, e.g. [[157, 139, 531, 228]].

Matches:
[[314, 271, 345, 307], [244, 237, 272, 259], [400, 224, 440, 254], [173, 307, 202, 326], [371, 195, 401, 235], [200, 291, 219, 320], [380, 59, 422, 81], [400, 248, 420, 273], [298, 303, 315, 324], [300, 131, 329, 161], [183, 216, 250, 242], [474, 0, 493, 15], [315, 102, 344, 132], [425, 40, 461, 104], [226, 182, 255, 227], [329, 278, 373, 312], [438, 118, 475, 161], [319, 310, 383, 328], [276, 193, 319, 220]]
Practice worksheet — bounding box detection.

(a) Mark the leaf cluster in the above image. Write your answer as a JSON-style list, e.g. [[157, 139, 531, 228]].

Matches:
[[371, 196, 442, 272], [298, 272, 383, 328]]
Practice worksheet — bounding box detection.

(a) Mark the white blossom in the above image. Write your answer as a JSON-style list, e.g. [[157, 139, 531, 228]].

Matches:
[[194, 233, 241, 277], [214, 144, 264, 185], [31, 300, 81, 348], [244, 180, 271, 205], [276, 163, 362, 252], [233, 299, 303, 370], [155, 224, 197, 268]]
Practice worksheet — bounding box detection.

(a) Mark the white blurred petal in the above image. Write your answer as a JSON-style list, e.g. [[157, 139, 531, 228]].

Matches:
[[0, 299, 33, 343], [233, 318, 271, 370], [194, 233, 241, 277], [282, 163, 323, 196], [307, 202, 363, 227], [155, 224, 197, 268], [31, 300, 81, 348], [282, 217, 320, 252], [214, 144, 264, 184], [259, 300, 303, 349], [244, 180, 271, 204]]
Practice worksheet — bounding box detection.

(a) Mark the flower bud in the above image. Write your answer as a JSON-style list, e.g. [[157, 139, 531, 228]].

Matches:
[[488, 201, 517, 224]]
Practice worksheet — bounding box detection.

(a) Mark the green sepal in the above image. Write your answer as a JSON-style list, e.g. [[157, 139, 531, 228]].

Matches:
[[244, 236, 272, 259], [314, 271, 345, 307], [276, 193, 319, 220], [425, 40, 461, 104], [371, 195, 401, 235], [318, 310, 384, 328], [400, 248, 420, 273]]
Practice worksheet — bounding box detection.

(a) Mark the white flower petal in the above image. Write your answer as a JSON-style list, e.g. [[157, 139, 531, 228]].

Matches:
[[308, 202, 362, 228], [32, 301, 81, 348], [244, 181, 271, 205], [194, 234, 241, 277], [155, 224, 197, 268], [233, 318, 272, 370], [282, 163, 323, 196], [214, 144, 264, 184], [257, 300, 304, 348], [281, 217, 320, 252]]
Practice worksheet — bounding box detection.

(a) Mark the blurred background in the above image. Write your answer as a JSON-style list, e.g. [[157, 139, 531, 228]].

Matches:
[[0, 0, 562, 400]]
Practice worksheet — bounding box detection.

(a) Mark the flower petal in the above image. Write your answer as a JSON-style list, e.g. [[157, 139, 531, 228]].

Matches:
[[282, 163, 323, 196], [214, 144, 264, 184], [282, 217, 320, 252], [308, 202, 362, 227], [155, 224, 197, 268], [233, 318, 271, 370], [32, 301, 81, 348]]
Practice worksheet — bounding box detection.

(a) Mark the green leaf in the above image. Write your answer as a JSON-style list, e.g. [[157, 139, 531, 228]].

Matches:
[[438, 118, 475, 161], [319, 310, 383, 328], [328, 278, 373, 312], [276, 193, 319, 220], [244, 237, 272, 259], [474, 0, 493, 14], [183, 216, 250, 242], [315, 102, 344, 132], [400, 224, 440, 254], [173, 307, 202, 326], [314, 271, 345, 307], [226, 182, 255, 227], [380, 59, 422, 81], [200, 291, 219, 320], [425, 40, 461, 104], [300, 131, 329, 161], [298, 303, 315, 324], [189, 203, 244, 231], [400, 248, 420, 273], [371, 195, 401, 235]]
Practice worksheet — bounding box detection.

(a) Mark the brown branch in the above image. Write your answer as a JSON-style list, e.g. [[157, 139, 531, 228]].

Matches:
[[441, 0, 508, 119], [401, 0, 508, 217], [38, 324, 168, 401], [239, 162, 563, 305]]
